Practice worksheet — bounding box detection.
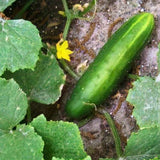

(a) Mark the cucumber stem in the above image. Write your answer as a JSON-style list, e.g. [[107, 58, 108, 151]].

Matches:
[[104, 112, 123, 158], [63, 17, 72, 40], [62, 0, 70, 15], [61, 0, 79, 80], [60, 0, 97, 80], [60, 59, 80, 80], [62, 0, 73, 40]]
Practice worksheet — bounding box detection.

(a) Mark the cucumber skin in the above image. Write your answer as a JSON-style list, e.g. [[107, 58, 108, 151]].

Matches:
[[66, 13, 154, 119]]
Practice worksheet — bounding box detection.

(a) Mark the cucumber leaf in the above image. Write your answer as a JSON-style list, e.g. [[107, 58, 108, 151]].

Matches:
[[52, 157, 65, 160], [0, 78, 28, 132], [0, 0, 16, 11], [126, 76, 160, 128], [99, 158, 115, 160], [124, 126, 160, 160], [158, 44, 160, 73], [52, 155, 91, 160], [147, 157, 160, 160], [0, 124, 44, 160], [0, 19, 42, 76], [83, 156, 92, 160], [4, 52, 65, 104], [31, 114, 87, 160], [52, 158, 66, 160]]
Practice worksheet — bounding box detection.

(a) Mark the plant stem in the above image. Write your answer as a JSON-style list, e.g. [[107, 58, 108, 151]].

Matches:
[[104, 112, 123, 158], [60, 0, 97, 79], [27, 102, 32, 123], [62, 0, 70, 14], [62, 0, 73, 40], [15, 0, 35, 19], [63, 17, 72, 40], [60, 59, 80, 80], [60, 0, 80, 80]]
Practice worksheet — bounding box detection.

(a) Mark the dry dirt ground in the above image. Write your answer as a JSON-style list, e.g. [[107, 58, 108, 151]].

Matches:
[[4, 0, 160, 159]]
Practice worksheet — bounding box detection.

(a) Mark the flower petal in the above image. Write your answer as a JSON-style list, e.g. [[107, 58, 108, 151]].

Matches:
[[56, 42, 60, 51], [63, 54, 71, 61], [61, 40, 69, 49], [65, 49, 73, 55], [57, 51, 62, 59]]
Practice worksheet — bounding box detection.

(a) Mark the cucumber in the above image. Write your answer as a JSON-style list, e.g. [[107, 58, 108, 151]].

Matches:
[[66, 13, 154, 119]]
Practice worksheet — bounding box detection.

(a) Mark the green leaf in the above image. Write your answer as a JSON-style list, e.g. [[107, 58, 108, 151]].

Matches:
[[51, 156, 91, 160], [52, 158, 66, 160], [147, 157, 160, 160], [126, 76, 160, 128], [0, 19, 42, 76], [4, 52, 66, 104], [99, 158, 115, 160], [0, 0, 16, 11], [51, 155, 91, 160], [83, 156, 92, 160], [0, 124, 44, 160], [0, 78, 28, 131], [31, 114, 87, 160], [124, 126, 160, 160], [158, 44, 160, 73]]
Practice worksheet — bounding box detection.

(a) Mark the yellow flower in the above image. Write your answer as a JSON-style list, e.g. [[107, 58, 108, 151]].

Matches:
[[56, 40, 73, 61]]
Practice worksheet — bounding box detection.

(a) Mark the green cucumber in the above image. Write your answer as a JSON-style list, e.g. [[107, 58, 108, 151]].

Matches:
[[66, 13, 154, 119]]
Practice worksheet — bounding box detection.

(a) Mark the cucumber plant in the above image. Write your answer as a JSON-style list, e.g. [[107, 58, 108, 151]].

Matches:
[[0, 0, 159, 159]]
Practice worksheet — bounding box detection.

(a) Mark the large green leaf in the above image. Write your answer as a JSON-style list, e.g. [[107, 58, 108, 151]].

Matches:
[[83, 156, 92, 160], [0, 19, 42, 76], [4, 52, 65, 104], [0, 124, 44, 160], [0, 78, 28, 132], [126, 76, 160, 128], [99, 158, 115, 160], [0, 0, 16, 11], [158, 44, 160, 73], [31, 114, 87, 160], [52, 155, 91, 160], [147, 157, 160, 160], [124, 126, 160, 160], [52, 158, 66, 160]]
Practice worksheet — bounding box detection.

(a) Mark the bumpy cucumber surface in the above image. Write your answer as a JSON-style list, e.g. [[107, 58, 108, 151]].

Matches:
[[66, 13, 154, 119]]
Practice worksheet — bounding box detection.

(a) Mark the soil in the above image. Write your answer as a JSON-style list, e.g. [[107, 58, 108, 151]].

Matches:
[[4, 0, 160, 159]]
